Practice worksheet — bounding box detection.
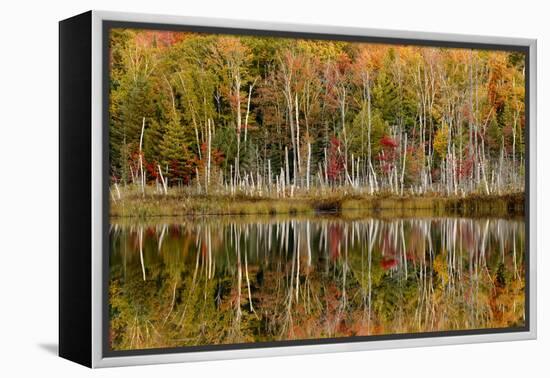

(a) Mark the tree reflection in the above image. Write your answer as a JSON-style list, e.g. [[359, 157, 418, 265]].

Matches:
[[109, 216, 525, 350]]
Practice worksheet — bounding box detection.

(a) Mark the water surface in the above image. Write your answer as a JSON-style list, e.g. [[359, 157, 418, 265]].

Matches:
[[109, 215, 525, 351]]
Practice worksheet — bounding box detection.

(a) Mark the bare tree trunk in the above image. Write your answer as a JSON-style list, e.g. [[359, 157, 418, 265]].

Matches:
[[340, 87, 350, 184], [480, 152, 490, 195], [324, 147, 328, 185], [280, 58, 297, 186], [244, 79, 257, 144], [157, 164, 168, 195], [195, 167, 201, 194], [177, 72, 202, 160], [453, 144, 458, 196], [306, 142, 311, 190], [512, 111, 518, 187], [229, 164, 234, 195], [285, 146, 290, 189], [401, 133, 407, 195], [206, 119, 212, 193], [114, 181, 121, 200], [295, 93, 301, 179], [366, 71, 373, 186], [234, 72, 242, 183], [267, 159, 272, 191], [139, 117, 146, 197]]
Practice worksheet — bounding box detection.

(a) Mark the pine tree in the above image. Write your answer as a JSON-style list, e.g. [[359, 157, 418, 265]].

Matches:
[[159, 120, 193, 184]]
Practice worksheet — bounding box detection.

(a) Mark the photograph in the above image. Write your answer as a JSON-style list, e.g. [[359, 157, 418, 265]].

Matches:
[[2, 0, 548, 376], [107, 26, 527, 352]]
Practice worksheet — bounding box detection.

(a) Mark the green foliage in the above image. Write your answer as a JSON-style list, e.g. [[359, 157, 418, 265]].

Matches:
[[372, 69, 399, 126], [487, 117, 503, 157], [349, 108, 388, 160], [159, 120, 193, 182]]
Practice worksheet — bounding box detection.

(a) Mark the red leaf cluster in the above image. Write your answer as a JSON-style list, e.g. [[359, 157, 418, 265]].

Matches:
[[326, 137, 345, 183], [381, 258, 398, 270], [378, 135, 399, 174], [380, 135, 398, 148]]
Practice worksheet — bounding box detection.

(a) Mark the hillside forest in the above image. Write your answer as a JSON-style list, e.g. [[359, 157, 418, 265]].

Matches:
[[108, 28, 526, 206]]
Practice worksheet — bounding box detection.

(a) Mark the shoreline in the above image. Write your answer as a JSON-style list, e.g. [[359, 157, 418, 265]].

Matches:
[[110, 192, 524, 219]]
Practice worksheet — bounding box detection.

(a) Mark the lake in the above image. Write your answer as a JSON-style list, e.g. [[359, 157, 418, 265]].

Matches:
[[109, 215, 525, 351]]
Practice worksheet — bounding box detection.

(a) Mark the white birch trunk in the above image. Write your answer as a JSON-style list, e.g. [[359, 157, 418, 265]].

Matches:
[[400, 133, 407, 195], [139, 227, 146, 281], [306, 142, 311, 190], [139, 117, 146, 196], [207, 119, 212, 193], [157, 164, 167, 195], [244, 79, 257, 144], [295, 93, 301, 177]]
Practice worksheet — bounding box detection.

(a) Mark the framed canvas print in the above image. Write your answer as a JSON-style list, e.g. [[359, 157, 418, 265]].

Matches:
[[59, 10, 537, 368]]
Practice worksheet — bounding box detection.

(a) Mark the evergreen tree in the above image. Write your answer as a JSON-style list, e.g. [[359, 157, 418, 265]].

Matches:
[[159, 120, 193, 184]]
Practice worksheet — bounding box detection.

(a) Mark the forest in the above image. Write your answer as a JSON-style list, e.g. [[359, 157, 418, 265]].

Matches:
[[108, 28, 526, 213]]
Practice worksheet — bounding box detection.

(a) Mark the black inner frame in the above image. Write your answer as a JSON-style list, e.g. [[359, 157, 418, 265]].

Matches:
[[102, 20, 530, 358]]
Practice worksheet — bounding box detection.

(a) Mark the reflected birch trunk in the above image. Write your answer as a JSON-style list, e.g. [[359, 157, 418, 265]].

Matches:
[[139, 227, 146, 281]]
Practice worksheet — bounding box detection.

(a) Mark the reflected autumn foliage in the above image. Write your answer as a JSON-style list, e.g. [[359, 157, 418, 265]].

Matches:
[[109, 216, 525, 351]]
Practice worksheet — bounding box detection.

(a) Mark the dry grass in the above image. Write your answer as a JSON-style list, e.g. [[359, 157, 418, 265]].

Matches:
[[109, 185, 524, 218]]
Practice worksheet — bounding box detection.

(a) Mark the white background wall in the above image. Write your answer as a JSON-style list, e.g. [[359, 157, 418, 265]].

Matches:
[[0, 0, 546, 376]]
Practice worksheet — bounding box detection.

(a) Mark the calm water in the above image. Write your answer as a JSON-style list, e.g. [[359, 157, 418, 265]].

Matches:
[[109, 215, 525, 351]]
